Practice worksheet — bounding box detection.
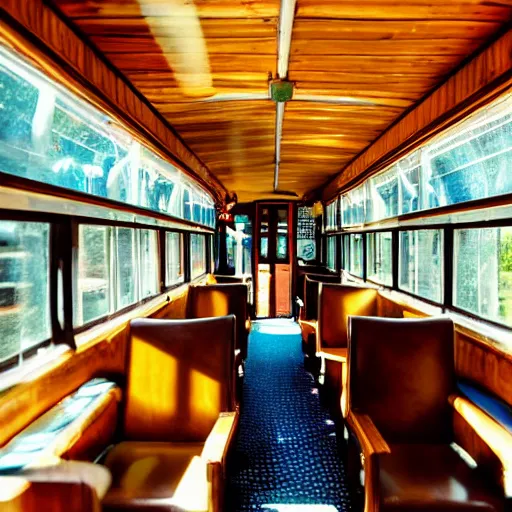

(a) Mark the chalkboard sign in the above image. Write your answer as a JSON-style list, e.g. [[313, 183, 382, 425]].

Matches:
[[297, 206, 316, 261]]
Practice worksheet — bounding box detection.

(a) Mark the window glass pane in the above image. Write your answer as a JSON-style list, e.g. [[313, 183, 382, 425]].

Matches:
[[117, 228, 137, 308], [190, 233, 206, 279], [166, 232, 184, 287], [326, 236, 337, 272], [0, 45, 216, 228], [426, 98, 512, 208], [454, 227, 512, 326], [342, 186, 365, 227], [276, 208, 288, 261], [227, 215, 253, 276], [76, 225, 111, 326], [297, 206, 316, 262], [325, 200, 338, 231], [140, 229, 158, 299], [398, 151, 421, 215], [343, 236, 350, 269], [348, 234, 364, 277], [0, 221, 50, 362], [367, 232, 393, 285], [368, 167, 399, 221], [399, 230, 443, 302]]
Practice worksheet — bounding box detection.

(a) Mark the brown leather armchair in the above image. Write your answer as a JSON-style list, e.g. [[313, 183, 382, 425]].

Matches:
[[298, 274, 341, 360], [101, 316, 239, 512], [316, 283, 378, 413], [187, 283, 250, 362], [346, 316, 504, 512]]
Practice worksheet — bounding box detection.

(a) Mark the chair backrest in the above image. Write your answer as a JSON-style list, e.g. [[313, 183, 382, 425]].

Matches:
[[348, 316, 455, 443], [124, 316, 236, 443], [186, 283, 248, 359], [318, 283, 377, 347], [303, 274, 340, 320]]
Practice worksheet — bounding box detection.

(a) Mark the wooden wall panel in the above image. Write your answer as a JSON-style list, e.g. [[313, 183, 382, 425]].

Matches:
[[455, 332, 512, 406], [321, 28, 512, 200], [0, 285, 190, 448], [0, 0, 226, 203]]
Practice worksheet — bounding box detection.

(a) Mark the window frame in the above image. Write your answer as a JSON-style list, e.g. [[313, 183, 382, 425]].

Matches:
[[162, 229, 186, 291], [0, 209, 69, 372], [189, 232, 208, 281], [332, 216, 512, 331]]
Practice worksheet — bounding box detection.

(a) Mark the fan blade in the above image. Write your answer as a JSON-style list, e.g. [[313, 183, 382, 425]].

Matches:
[[293, 94, 376, 106], [195, 92, 270, 103]]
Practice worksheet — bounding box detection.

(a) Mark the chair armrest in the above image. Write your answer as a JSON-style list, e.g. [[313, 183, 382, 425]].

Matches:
[[202, 411, 239, 512], [450, 394, 512, 497], [347, 411, 391, 459], [0, 461, 111, 510], [347, 412, 390, 512], [202, 411, 239, 468]]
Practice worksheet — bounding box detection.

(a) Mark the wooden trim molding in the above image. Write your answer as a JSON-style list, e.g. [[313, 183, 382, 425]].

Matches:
[[0, 0, 227, 204], [320, 29, 512, 201]]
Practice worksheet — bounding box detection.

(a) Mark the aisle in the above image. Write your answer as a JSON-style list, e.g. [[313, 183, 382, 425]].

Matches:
[[227, 319, 351, 512]]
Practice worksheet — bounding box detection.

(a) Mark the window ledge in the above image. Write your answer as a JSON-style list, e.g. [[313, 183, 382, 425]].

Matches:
[[378, 288, 512, 356], [75, 285, 188, 350], [0, 344, 71, 394]]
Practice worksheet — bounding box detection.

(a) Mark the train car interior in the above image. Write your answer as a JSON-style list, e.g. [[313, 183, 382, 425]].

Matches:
[[0, 1, 511, 511]]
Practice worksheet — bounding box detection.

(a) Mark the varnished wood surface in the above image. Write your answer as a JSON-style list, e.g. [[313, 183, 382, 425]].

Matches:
[[47, 0, 512, 201]]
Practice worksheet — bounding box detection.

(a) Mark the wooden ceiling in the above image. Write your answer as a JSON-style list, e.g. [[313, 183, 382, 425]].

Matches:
[[50, 0, 512, 202]]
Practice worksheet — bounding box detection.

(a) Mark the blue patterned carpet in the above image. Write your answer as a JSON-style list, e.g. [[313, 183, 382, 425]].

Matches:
[[227, 319, 351, 512]]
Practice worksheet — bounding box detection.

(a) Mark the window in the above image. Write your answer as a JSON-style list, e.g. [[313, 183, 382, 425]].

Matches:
[[325, 200, 338, 231], [76, 225, 111, 326], [139, 229, 159, 299], [0, 45, 216, 228], [165, 232, 184, 287], [348, 234, 364, 278], [426, 99, 512, 208], [454, 227, 512, 327], [342, 186, 365, 227], [368, 167, 399, 222], [226, 215, 252, 276], [190, 233, 206, 279], [398, 151, 421, 215], [343, 235, 350, 269], [367, 232, 392, 286], [259, 208, 269, 259], [0, 221, 50, 364], [326, 236, 337, 272], [399, 230, 443, 302], [75, 224, 160, 327], [117, 228, 137, 308], [276, 208, 288, 261]]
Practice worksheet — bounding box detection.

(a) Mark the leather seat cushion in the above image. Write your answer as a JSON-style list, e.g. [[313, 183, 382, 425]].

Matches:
[[380, 444, 503, 511], [103, 442, 207, 511]]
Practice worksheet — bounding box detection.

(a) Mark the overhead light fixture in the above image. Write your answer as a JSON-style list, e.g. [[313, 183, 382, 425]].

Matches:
[[277, 0, 297, 79], [270, 79, 294, 102]]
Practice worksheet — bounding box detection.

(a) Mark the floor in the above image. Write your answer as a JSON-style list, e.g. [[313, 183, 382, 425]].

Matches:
[[227, 319, 352, 512]]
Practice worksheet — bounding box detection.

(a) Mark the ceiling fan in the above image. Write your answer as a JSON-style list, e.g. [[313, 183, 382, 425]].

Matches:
[[136, 0, 377, 197]]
